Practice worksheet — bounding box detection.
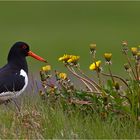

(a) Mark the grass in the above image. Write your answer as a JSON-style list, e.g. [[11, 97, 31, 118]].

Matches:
[[0, 41, 140, 139], [0, 1, 140, 139], [0, 95, 139, 139]]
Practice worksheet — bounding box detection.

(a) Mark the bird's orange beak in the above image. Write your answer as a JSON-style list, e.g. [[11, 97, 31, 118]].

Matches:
[[28, 51, 47, 63]]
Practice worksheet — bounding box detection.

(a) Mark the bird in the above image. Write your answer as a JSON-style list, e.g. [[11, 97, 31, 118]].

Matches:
[[0, 41, 47, 105]]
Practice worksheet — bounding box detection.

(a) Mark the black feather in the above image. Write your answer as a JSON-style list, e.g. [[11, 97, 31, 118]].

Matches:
[[0, 64, 25, 93]]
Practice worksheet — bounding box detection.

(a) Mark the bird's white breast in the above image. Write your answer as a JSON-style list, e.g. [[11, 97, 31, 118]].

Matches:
[[17, 69, 28, 96], [0, 69, 28, 101]]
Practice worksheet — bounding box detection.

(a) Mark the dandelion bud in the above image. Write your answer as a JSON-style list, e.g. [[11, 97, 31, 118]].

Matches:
[[59, 72, 67, 80], [114, 82, 120, 91], [89, 43, 96, 54], [131, 47, 138, 56], [41, 65, 52, 78], [104, 53, 112, 64], [69, 83, 74, 90], [55, 71, 60, 81], [122, 41, 128, 53], [124, 63, 130, 72], [122, 41, 128, 46], [42, 65, 51, 72], [40, 70, 46, 81]]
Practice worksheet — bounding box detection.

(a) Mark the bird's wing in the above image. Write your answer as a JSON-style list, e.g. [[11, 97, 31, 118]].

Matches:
[[0, 65, 25, 93]]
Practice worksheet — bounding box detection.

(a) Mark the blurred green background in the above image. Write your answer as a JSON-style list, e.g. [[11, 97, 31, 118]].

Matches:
[[0, 1, 140, 75]]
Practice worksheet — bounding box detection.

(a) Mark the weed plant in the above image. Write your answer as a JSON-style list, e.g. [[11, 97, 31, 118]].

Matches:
[[0, 41, 140, 139], [40, 41, 140, 121]]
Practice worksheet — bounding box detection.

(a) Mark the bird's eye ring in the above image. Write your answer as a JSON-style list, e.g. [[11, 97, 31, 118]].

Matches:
[[21, 45, 27, 49]]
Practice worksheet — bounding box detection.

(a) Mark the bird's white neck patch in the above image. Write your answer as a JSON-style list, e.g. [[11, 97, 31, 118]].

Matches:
[[19, 69, 28, 94], [0, 69, 28, 101]]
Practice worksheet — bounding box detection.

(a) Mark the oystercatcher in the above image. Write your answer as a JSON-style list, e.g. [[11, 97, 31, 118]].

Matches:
[[0, 41, 47, 103]]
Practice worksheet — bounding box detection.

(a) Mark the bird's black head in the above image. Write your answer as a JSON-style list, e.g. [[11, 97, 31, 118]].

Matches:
[[8, 42, 30, 59], [8, 41, 47, 63], [7, 41, 47, 73]]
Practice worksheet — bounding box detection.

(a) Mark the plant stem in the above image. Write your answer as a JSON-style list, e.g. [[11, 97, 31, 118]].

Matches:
[[81, 79, 93, 92], [76, 66, 102, 90], [118, 91, 132, 109], [66, 65, 101, 92], [138, 63, 140, 80], [101, 72, 128, 87], [108, 65, 115, 84], [96, 70, 102, 86], [84, 91, 102, 94], [123, 51, 137, 80], [128, 71, 134, 81], [71, 67, 100, 92], [135, 62, 139, 80]]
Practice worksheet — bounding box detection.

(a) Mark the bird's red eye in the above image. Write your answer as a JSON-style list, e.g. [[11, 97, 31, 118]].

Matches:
[[21, 45, 27, 49]]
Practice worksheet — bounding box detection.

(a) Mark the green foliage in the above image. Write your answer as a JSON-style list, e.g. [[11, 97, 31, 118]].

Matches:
[[39, 42, 140, 122], [0, 1, 140, 138], [0, 96, 140, 139]]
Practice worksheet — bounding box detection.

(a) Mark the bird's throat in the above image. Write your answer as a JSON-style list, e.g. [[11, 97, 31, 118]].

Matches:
[[8, 56, 28, 74]]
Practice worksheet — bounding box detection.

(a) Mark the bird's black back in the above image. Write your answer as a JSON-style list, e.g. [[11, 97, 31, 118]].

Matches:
[[0, 63, 27, 93]]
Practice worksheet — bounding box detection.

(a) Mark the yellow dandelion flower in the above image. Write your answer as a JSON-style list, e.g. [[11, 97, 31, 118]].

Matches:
[[95, 61, 101, 68], [42, 65, 51, 72], [89, 63, 96, 70], [58, 54, 71, 62], [89, 60, 101, 71], [67, 55, 80, 63], [104, 53, 112, 62], [131, 47, 138, 56], [59, 54, 80, 64], [59, 72, 67, 80]]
